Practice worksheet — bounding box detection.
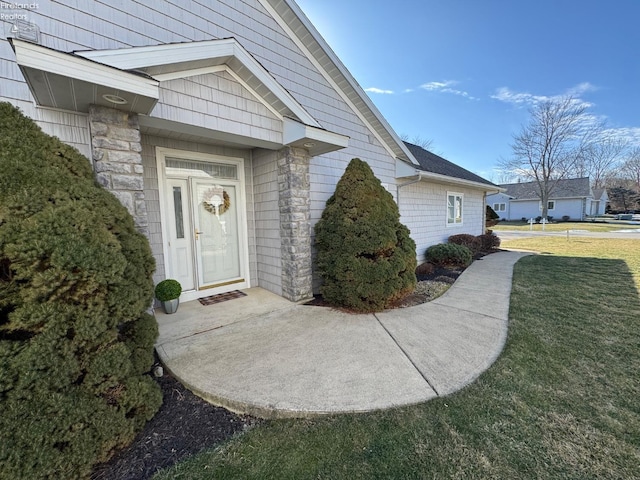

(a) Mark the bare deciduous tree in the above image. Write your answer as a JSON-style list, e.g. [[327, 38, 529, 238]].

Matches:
[[499, 96, 600, 218], [400, 133, 433, 151], [621, 146, 640, 191], [574, 135, 628, 189]]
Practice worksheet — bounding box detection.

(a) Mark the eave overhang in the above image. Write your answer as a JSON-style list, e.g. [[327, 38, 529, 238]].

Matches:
[[10, 38, 159, 115], [75, 38, 321, 129], [283, 117, 349, 156], [397, 167, 503, 194]]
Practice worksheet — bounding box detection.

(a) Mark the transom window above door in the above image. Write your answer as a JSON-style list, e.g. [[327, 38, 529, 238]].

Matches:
[[166, 157, 237, 179]]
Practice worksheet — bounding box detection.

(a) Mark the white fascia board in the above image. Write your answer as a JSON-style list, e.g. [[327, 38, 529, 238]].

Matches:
[[12, 39, 158, 98], [77, 39, 319, 128], [76, 39, 238, 70], [416, 170, 500, 191]]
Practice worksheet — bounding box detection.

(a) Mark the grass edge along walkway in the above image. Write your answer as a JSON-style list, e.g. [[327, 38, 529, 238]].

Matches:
[[155, 240, 640, 479]]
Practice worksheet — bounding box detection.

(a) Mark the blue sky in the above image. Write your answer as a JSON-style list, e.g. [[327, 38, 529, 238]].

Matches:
[[295, 0, 640, 181]]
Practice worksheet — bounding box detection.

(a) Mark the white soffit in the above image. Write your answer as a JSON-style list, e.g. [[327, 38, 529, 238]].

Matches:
[[76, 38, 320, 128], [10, 39, 159, 115], [283, 117, 349, 156]]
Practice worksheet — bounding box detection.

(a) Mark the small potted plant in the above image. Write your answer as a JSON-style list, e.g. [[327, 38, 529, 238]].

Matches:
[[155, 279, 182, 314]]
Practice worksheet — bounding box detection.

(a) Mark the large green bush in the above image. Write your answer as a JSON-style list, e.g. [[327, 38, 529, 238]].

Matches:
[[425, 243, 473, 267], [0, 103, 161, 479], [314, 158, 417, 312]]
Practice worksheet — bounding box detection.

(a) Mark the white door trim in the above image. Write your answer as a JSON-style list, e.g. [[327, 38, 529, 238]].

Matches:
[[156, 147, 250, 303]]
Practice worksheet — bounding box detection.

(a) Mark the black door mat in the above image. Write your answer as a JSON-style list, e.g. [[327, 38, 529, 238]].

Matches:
[[198, 290, 247, 306]]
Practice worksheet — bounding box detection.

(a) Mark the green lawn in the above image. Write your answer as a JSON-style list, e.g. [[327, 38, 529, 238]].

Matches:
[[155, 239, 640, 479], [492, 221, 640, 232]]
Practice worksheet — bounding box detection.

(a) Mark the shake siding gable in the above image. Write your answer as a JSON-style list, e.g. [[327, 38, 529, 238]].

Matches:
[[157, 71, 282, 144]]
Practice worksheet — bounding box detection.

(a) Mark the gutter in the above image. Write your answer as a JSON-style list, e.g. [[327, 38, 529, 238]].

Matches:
[[408, 170, 503, 192], [396, 175, 422, 208]]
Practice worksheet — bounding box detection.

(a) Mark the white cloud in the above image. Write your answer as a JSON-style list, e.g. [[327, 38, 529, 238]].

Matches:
[[442, 88, 478, 101], [491, 83, 596, 108], [420, 80, 477, 100], [567, 82, 598, 96], [490, 87, 549, 105], [365, 87, 394, 94], [420, 80, 456, 91], [604, 126, 640, 146]]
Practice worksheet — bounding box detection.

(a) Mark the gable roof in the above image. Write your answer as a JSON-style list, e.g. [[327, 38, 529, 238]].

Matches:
[[261, 0, 418, 165], [501, 177, 592, 200], [593, 188, 608, 201], [404, 142, 497, 187]]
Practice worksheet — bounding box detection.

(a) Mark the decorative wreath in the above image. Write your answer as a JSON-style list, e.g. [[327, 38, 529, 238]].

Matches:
[[202, 187, 231, 216]]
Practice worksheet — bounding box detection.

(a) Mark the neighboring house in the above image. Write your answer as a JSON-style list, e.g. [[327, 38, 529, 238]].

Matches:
[[487, 177, 607, 221], [590, 188, 609, 216], [2, 0, 497, 305]]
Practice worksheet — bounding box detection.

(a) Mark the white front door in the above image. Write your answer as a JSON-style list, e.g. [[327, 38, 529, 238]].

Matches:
[[191, 178, 243, 289], [160, 150, 249, 301]]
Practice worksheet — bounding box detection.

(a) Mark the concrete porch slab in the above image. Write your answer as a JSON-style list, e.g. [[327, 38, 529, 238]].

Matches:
[[155, 251, 532, 418]]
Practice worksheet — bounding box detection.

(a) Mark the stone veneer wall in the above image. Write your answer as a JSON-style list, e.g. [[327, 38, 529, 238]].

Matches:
[[88, 106, 148, 237], [278, 146, 312, 302]]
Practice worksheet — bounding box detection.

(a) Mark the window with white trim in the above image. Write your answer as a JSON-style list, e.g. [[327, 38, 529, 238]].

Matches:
[[447, 192, 463, 225], [539, 200, 555, 211], [493, 203, 506, 212]]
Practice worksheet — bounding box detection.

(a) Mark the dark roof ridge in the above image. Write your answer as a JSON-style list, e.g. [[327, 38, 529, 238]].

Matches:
[[403, 142, 496, 187]]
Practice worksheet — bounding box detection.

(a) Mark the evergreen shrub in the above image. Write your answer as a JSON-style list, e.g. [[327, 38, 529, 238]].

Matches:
[[447, 233, 481, 255], [314, 158, 417, 312], [425, 243, 473, 267], [154, 279, 182, 301], [0, 102, 162, 479]]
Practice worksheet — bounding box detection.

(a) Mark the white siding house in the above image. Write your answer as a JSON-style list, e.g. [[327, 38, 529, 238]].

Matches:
[[2, 0, 498, 304], [487, 177, 607, 221]]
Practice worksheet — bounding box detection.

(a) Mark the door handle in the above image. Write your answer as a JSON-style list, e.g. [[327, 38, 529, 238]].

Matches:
[[195, 229, 203, 240]]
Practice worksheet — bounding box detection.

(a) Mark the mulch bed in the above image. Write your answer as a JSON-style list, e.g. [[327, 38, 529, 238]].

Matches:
[[91, 368, 261, 480]]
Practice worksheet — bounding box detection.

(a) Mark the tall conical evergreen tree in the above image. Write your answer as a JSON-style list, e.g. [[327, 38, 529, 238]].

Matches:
[[314, 158, 417, 312], [0, 102, 161, 479]]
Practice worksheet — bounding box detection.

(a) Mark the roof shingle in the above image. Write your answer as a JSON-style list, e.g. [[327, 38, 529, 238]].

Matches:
[[501, 177, 591, 200], [404, 142, 496, 187]]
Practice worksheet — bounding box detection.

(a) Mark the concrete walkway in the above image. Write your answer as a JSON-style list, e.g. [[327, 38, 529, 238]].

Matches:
[[155, 251, 531, 418]]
